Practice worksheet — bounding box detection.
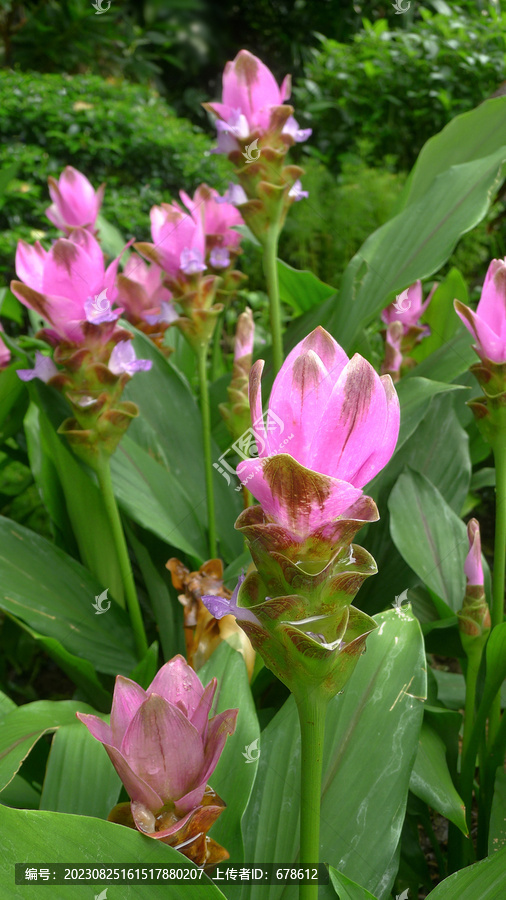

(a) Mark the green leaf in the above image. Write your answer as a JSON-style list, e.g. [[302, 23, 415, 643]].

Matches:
[[26, 394, 125, 605], [123, 328, 243, 563], [96, 213, 128, 259], [0, 805, 225, 899], [0, 700, 98, 792], [424, 845, 506, 899], [277, 260, 336, 314], [110, 436, 207, 561], [329, 868, 378, 900], [409, 722, 467, 834], [329, 147, 506, 351], [401, 96, 506, 208], [489, 768, 506, 854], [39, 723, 121, 818], [241, 608, 426, 900], [388, 470, 467, 616], [0, 515, 137, 676], [394, 378, 465, 453], [199, 643, 260, 865]]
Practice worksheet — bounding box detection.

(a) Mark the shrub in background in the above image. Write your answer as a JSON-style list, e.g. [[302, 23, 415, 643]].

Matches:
[[297, 4, 506, 170], [0, 71, 231, 281]]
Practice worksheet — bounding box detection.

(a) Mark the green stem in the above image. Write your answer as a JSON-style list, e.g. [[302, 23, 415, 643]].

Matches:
[[96, 457, 148, 660], [210, 309, 224, 382], [262, 225, 283, 375], [490, 440, 506, 741], [295, 690, 327, 900], [197, 343, 217, 558], [462, 653, 480, 760]]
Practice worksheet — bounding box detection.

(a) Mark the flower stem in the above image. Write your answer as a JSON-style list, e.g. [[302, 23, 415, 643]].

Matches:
[[197, 342, 217, 558], [95, 457, 148, 660], [295, 689, 327, 900], [262, 225, 283, 375], [462, 652, 480, 760], [489, 439, 506, 742]]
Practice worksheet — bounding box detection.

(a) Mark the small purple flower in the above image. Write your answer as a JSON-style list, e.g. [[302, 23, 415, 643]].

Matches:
[[144, 301, 179, 327], [217, 183, 248, 207], [17, 350, 58, 383], [84, 289, 121, 326], [202, 574, 261, 626], [289, 180, 309, 201], [283, 116, 312, 143], [108, 341, 152, 376], [180, 248, 207, 276], [209, 247, 231, 269]]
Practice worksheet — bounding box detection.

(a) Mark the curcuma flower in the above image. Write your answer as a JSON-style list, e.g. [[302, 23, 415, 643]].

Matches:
[[77, 656, 237, 867], [458, 519, 490, 652], [219, 307, 255, 441], [46, 166, 104, 235], [381, 281, 435, 381], [203, 327, 400, 700], [455, 258, 506, 365]]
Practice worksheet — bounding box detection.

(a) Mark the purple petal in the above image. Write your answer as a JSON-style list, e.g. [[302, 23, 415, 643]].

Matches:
[[289, 180, 309, 201], [108, 341, 152, 376], [17, 351, 58, 383], [210, 247, 230, 269], [465, 518, 484, 587], [180, 247, 207, 275]]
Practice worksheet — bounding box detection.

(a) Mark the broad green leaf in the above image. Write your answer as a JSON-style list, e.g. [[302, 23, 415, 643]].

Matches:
[[199, 642, 260, 865], [412, 268, 468, 362], [124, 327, 242, 563], [26, 394, 125, 605], [96, 213, 127, 258], [424, 845, 506, 899], [0, 773, 40, 809], [409, 722, 467, 834], [0, 700, 98, 792], [489, 768, 506, 854], [277, 260, 336, 314], [403, 327, 475, 386], [328, 147, 506, 350], [370, 393, 471, 514], [0, 688, 16, 720], [0, 362, 28, 440], [0, 516, 137, 676], [0, 286, 24, 324], [40, 723, 121, 818], [125, 524, 185, 662], [401, 96, 506, 208], [329, 868, 378, 900], [0, 805, 225, 899], [111, 435, 207, 561], [241, 608, 426, 900], [388, 470, 467, 616], [12, 620, 112, 710], [387, 378, 465, 456]]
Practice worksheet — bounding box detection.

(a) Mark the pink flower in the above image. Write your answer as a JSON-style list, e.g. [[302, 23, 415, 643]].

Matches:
[[0, 325, 11, 368], [455, 258, 506, 363], [205, 50, 311, 150], [147, 202, 207, 279], [46, 167, 104, 234], [77, 656, 237, 839], [180, 185, 244, 251], [237, 327, 400, 538], [10, 228, 125, 343], [382, 281, 434, 332], [234, 307, 254, 361], [117, 255, 177, 325], [464, 519, 484, 587]]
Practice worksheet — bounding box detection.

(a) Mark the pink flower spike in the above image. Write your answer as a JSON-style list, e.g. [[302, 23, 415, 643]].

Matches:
[[464, 518, 484, 587], [108, 341, 152, 376], [455, 258, 506, 363], [77, 655, 237, 818], [17, 350, 58, 383], [234, 307, 254, 361], [46, 166, 104, 234]]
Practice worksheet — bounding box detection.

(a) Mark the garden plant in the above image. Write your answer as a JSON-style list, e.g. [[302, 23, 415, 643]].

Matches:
[[0, 20, 505, 900]]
